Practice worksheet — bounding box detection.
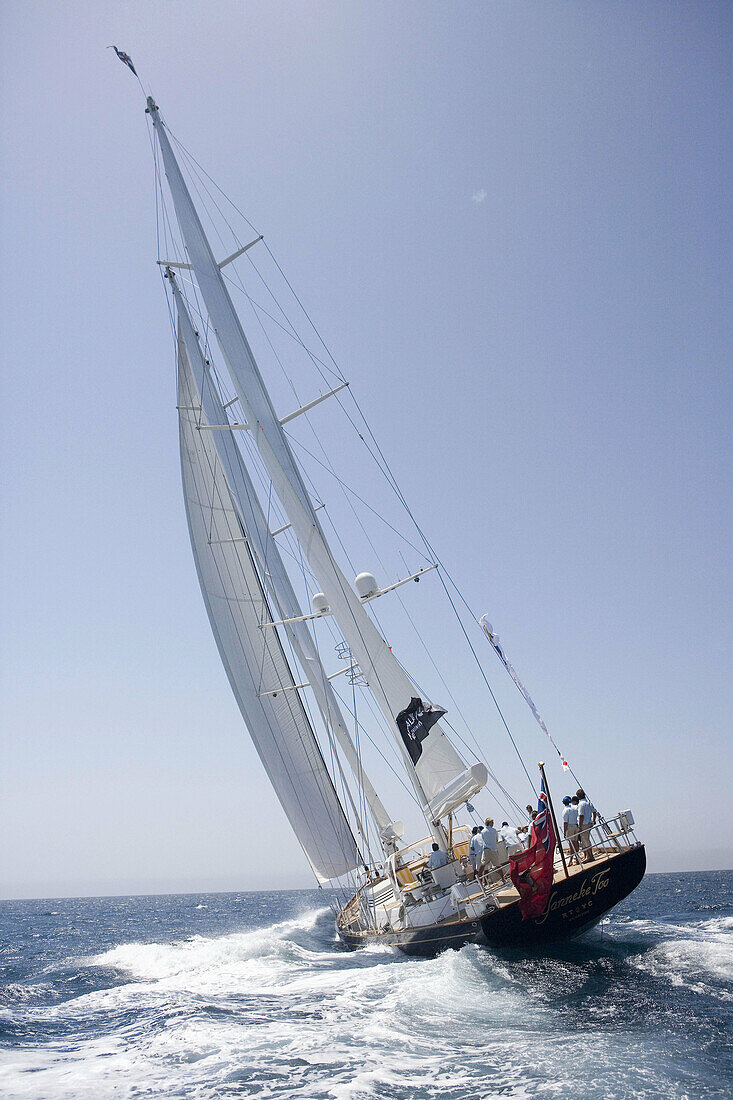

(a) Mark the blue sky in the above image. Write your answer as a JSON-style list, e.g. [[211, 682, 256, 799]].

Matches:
[[1, 1, 730, 898]]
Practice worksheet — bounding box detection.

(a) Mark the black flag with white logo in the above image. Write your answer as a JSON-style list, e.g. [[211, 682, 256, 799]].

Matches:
[[396, 697, 447, 766]]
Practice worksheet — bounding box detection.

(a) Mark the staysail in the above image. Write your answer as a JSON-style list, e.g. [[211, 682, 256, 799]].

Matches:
[[150, 99, 487, 830], [177, 329, 362, 881], [170, 273, 393, 839]]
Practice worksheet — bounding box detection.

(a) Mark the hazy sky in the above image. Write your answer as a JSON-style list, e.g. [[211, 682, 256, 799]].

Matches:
[[1, 1, 730, 899]]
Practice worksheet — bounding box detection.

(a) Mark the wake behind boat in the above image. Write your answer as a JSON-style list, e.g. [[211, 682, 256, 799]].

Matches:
[[120, 55, 645, 956]]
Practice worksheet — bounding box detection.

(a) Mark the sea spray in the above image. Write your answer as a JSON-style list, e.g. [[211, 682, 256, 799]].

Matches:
[[0, 874, 730, 1099]]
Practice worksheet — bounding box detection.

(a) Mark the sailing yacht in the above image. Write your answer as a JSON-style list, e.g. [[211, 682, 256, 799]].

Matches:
[[134, 79, 645, 956]]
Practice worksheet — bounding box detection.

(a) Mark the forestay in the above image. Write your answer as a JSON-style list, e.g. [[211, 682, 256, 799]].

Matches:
[[177, 331, 362, 882]]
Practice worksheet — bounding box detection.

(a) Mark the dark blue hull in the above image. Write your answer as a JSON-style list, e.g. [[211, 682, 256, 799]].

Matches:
[[479, 843, 646, 948]]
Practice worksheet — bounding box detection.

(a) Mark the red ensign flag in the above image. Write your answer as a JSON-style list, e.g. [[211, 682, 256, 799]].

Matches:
[[510, 785, 556, 919]]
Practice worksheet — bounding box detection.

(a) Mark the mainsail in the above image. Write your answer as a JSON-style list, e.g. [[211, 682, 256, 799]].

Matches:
[[150, 99, 487, 831], [177, 330, 362, 881]]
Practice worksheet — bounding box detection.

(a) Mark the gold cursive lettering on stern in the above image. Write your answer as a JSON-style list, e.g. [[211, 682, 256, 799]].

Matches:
[[534, 868, 611, 926]]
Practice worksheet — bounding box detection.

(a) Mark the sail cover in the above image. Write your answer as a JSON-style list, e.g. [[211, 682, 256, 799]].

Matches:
[[177, 331, 362, 881]]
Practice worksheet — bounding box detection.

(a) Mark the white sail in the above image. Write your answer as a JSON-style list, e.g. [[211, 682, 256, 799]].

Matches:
[[177, 331, 362, 882], [150, 99, 486, 827], [170, 273, 392, 838]]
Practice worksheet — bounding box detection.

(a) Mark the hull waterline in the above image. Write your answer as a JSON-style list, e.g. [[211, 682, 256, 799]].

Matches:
[[337, 845, 646, 957]]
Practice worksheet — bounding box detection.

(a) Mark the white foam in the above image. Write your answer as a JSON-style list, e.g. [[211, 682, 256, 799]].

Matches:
[[2, 907, 728, 1099], [89, 909, 337, 994], [627, 916, 733, 999]]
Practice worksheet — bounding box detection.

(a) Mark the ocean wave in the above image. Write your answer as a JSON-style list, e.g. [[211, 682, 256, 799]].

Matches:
[[0, 983, 56, 1008], [88, 908, 350, 993], [1, 896, 731, 1099], [625, 916, 733, 1000]]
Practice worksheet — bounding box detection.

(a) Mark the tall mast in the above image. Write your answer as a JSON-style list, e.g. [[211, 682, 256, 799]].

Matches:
[[149, 98, 486, 837], [169, 270, 394, 841]]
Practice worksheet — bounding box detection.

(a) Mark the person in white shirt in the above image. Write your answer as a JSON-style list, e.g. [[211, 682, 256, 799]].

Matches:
[[496, 830, 508, 867], [468, 826, 484, 875], [479, 818, 506, 883], [562, 796, 580, 865], [499, 822, 523, 858], [576, 789, 597, 863], [426, 843, 448, 870], [523, 810, 538, 847]]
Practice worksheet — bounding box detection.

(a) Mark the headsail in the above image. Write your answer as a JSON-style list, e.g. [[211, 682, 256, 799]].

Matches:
[[149, 99, 487, 831], [177, 329, 362, 881], [171, 272, 393, 838]]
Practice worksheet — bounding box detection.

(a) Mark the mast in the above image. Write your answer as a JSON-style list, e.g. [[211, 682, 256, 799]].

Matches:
[[149, 98, 486, 839], [169, 270, 394, 841]]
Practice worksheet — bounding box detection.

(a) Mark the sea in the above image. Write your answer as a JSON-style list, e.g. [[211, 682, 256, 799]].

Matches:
[[0, 871, 730, 1099]]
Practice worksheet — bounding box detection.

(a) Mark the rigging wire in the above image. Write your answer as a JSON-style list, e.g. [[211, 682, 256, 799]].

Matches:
[[283, 433, 426, 558], [282, 423, 536, 797], [153, 114, 542, 826], [151, 131, 374, 884], [331, 684, 421, 808]]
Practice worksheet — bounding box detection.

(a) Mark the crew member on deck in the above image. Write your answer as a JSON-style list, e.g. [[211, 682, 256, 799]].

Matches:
[[426, 842, 448, 870], [480, 818, 506, 883], [562, 795, 580, 865], [523, 810, 538, 847], [577, 789, 597, 863], [499, 821, 523, 858], [468, 826, 484, 874]]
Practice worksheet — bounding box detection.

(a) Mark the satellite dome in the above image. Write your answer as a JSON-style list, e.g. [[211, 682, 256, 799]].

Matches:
[[354, 572, 379, 600], [312, 592, 330, 615]]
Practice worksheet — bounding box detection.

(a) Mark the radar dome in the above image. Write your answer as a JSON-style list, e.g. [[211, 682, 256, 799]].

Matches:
[[354, 572, 379, 599], [312, 592, 330, 615]]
